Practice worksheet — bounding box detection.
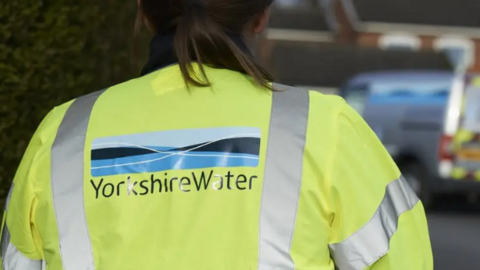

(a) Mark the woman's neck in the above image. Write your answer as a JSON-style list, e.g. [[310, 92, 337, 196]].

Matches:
[[140, 30, 252, 77]]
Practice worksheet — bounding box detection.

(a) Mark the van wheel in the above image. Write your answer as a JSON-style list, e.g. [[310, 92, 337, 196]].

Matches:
[[400, 162, 433, 209]]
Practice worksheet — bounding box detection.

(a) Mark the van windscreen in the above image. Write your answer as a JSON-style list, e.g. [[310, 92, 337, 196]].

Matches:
[[342, 83, 370, 115]]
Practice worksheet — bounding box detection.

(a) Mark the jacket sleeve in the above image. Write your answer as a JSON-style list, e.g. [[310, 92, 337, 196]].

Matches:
[[0, 112, 56, 269], [327, 100, 433, 270]]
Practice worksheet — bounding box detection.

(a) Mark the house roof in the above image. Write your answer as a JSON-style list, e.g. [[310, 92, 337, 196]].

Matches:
[[268, 7, 331, 31], [349, 0, 480, 28], [267, 41, 453, 87]]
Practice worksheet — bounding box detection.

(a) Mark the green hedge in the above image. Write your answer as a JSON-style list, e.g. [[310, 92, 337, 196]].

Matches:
[[0, 1, 149, 207]]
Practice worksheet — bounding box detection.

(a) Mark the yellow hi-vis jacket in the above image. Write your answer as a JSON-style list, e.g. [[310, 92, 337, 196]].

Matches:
[[1, 64, 433, 270]]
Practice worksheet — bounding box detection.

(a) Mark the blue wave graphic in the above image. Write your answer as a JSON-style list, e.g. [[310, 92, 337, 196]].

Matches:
[[91, 151, 259, 177], [90, 127, 262, 177]]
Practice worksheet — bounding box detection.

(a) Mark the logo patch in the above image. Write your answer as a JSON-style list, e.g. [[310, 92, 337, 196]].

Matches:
[[91, 127, 261, 177]]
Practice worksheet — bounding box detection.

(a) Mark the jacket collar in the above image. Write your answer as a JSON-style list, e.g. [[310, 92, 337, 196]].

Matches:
[[140, 30, 252, 76], [140, 30, 178, 76]]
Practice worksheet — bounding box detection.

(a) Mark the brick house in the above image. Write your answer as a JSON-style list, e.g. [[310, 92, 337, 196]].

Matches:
[[329, 0, 480, 72], [262, 0, 452, 92]]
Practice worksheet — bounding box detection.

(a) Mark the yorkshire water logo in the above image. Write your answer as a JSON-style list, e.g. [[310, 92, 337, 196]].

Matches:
[[90, 127, 261, 177]]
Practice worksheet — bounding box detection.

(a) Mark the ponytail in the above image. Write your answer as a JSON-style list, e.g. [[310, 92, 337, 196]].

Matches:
[[174, 0, 273, 89]]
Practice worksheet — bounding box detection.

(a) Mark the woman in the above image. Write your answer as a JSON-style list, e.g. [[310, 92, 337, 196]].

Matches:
[[1, 0, 432, 269]]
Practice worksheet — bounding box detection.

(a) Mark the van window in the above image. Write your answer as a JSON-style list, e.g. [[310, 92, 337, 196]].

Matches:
[[342, 83, 370, 114]]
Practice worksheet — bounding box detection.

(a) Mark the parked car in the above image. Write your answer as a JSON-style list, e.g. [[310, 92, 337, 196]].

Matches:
[[340, 70, 480, 207]]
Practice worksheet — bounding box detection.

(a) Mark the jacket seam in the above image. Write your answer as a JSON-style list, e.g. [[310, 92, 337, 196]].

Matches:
[[327, 98, 344, 231]]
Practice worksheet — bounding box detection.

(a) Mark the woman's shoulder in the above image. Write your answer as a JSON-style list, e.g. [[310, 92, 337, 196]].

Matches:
[[308, 89, 346, 117], [273, 83, 345, 108], [300, 87, 379, 153], [270, 83, 357, 132]]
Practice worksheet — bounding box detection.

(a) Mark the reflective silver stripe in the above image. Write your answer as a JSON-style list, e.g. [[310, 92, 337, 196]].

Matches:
[[0, 182, 15, 259], [2, 182, 42, 269], [1, 224, 11, 261], [1, 225, 42, 270], [329, 176, 420, 270], [258, 84, 309, 269], [2, 183, 13, 259], [3, 242, 42, 270], [52, 90, 105, 270]]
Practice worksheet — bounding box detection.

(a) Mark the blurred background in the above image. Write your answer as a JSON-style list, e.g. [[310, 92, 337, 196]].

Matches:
[[2, 0, 480, 268]]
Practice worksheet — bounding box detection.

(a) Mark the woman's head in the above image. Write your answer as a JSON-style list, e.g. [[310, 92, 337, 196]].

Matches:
[[138, 0, 274, 88]]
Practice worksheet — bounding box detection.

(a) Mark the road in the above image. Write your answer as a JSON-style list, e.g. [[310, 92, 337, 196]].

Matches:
[[428, 197, 480, 270]]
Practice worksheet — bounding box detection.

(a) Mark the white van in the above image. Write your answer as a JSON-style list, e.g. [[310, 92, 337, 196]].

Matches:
[[340, 70, 480, 207]]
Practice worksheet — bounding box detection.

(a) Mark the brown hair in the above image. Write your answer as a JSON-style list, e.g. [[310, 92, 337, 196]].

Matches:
[[139, 0, 274, 89]]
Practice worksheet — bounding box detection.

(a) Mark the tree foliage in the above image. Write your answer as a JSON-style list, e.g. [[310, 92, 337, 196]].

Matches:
[[0, 0, 149, 206]]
